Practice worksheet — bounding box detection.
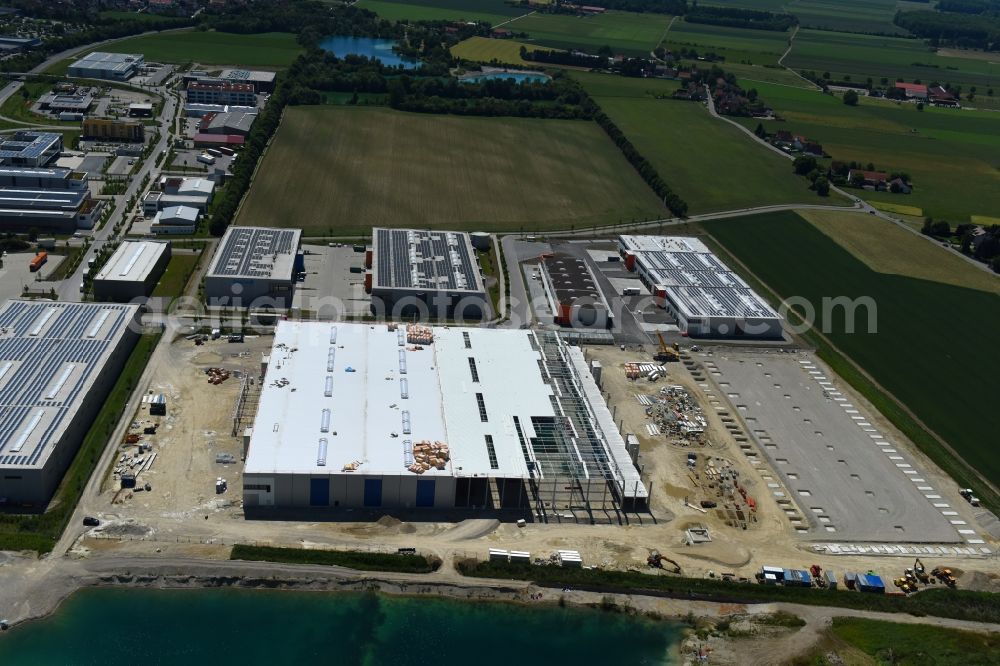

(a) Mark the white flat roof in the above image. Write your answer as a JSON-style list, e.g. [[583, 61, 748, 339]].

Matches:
[[94, 240, 168, 282], [0, 301, 139, 470], [245, 323, 646, 497], [160, 205, 199, 223]]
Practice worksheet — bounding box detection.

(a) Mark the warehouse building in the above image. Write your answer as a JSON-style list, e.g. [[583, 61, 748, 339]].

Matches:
[[618, 235, 782, 338], [0, 187, 101, 233], [0, 166, 88, 191], [150, 205, 198, 235], [218, 68, 276, 93], [92, 239, 171, 302], [38, 92, 94, 114], [186, 81, 256, 106], [68, 51, 144, 81], [82, 118, 144, 142], [541, 252, 612, 329], [243, 322, 647, 514], [198, 110, 256, 136], [0, 131, 62, 167], [143, 177, 215, 214], [204, 226, 302, 308], [0, 300, 141, 505], [368, 228, 488, 320]]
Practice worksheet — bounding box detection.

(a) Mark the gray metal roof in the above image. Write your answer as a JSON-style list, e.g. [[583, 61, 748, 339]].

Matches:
[[207, 226, 300, 280], [0, 301, 139, 470], [372, 228, 484, 293]]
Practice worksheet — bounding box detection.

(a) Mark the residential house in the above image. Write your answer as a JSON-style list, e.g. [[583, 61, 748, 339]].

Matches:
[[892, 82, 928, 100], [848, 169, 889, 190], [928, 85, 960, 107]]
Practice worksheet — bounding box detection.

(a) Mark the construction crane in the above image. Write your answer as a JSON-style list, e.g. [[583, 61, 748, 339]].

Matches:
[[654, 332, 680, 362]]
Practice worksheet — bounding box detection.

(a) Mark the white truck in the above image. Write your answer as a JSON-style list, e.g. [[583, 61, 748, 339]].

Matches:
[[197, 153, 216, 165]]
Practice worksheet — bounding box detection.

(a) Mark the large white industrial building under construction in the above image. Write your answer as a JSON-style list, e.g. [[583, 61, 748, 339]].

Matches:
[[243, 322, 646, 515], [0, 300, 141, 505], [618, 235, 783, 339]]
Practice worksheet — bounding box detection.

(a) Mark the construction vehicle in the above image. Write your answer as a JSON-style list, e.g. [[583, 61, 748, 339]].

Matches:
[[893, 577, 915, 594], [931, 566, 957, 588], [647, 550, 682, 574], [654, 332, 680, 362], [913, 559, 930, 584]]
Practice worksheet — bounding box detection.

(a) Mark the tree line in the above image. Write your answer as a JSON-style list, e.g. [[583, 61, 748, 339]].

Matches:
[[894, 9, 1000, 49], [685, 6, 797, 32]]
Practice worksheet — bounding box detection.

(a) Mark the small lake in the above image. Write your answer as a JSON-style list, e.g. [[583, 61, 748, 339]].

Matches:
[[461, 71, 552, 84], [319, 35, 420, 69], [0, 588, 682, 665]]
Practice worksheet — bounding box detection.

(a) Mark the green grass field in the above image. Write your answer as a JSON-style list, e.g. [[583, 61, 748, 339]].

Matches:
[[830, 617, 1000, 665], [702, 211, 1000, 490], [50, 30, 301, 71], [0, 81, 79, 127], [666, 20, 790, 66], [785, 29, 1000, 91], [702, 0, 914, 34], [510, 10, 673, 57], [356, 0, 525, 23], [236, 106, 666, 234], [151, 252, 200, 300], [451, 36, 556, 66], [733, 82, 1000, 221], [574, 72, 825, 213]]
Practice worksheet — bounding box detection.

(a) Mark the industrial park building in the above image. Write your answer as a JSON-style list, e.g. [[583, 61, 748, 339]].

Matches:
[[92, 240, 171, 302], [82, 118, 144, 142], [143, 176, 215, 214], [0, 131, 62, 168], [0, 300, 141, 505], [0, 187, 101, 233], [618, 235, 782, 338], [150, 205, 198, 235], [67, 51, 144, 80], [0, 166, 88, 191], [186, 81, 256, 107], [218, 68, 276, 93], [541, 253, 613, 329], [204, 226, 302, 308], [243, 322, 647, 513], [368, 228, 488, 320]]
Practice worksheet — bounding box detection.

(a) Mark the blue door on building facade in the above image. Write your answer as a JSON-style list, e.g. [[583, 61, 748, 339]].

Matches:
[[415, 479, 435, 507], [363, 478, 382, 507], [310, 478, 329, 506]]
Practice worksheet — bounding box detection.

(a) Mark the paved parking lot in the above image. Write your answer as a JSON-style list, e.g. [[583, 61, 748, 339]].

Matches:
[[292, 244, 369, 317], [706, 350, 964, 543]]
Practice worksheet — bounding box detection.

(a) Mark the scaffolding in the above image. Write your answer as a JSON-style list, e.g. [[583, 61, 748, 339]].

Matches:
[[518, 330, 649, 523]]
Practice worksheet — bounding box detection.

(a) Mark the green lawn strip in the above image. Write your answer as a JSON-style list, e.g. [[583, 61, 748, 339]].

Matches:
[[230, 544, 440, 573], [150, 251, 201, 300], [831, 616, 1000, 665], [0, 81, 79, 127], [44, 244, 88, 282], [457, 561, 1000, 624], [0, 333, 161, 553], [476, 244, 503, 319], [698, 213, 1000, 511]]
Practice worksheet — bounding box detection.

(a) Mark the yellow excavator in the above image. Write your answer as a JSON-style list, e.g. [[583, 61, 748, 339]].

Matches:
[[654, 332, 680, 362]]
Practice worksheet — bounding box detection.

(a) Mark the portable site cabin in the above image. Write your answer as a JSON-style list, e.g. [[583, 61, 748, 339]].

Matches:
[[824, 570, 838, 590], [149, 393, 166, 416]]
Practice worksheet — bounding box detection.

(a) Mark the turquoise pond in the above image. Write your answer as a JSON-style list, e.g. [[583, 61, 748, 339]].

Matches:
[[320, 36, 420, 69], [461, 72, 551, 84], [0, 588, 683, 665]]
